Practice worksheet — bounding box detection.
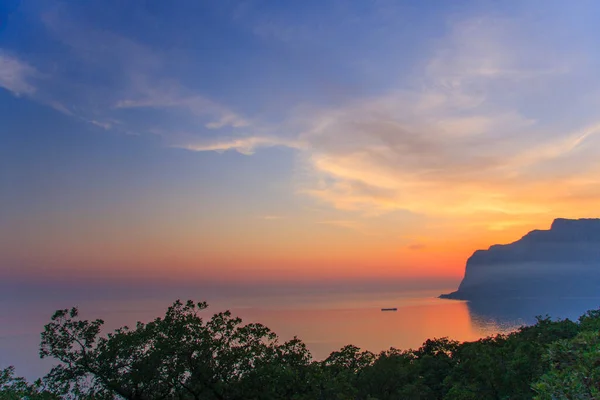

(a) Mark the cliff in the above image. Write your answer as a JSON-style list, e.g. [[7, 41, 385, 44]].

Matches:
[[440, 218, 600, 300]]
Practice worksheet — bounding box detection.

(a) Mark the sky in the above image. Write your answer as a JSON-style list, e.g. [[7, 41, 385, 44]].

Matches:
[[1, 0, 600, 288]]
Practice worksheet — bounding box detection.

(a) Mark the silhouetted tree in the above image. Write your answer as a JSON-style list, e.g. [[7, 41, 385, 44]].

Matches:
[[0, 366, 56, 399], [6, 300, 599, 400], [40, 300, 307, 399]]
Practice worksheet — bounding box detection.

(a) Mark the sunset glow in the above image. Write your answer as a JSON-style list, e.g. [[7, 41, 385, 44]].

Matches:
[[2, 1, 600, 287]]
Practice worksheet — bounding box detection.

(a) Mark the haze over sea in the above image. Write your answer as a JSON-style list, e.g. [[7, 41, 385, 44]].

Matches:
[[4, 278, 600, 380], [0, 282, 487, 379]]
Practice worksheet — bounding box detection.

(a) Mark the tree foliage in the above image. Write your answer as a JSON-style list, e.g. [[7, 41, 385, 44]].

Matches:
[[4, 300, 600, 399], [533, 331, 600, 399], [0, 366, 56, 399]]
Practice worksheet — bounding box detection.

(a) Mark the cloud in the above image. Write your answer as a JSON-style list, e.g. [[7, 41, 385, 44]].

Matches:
[[171, 12, 600, 228], [0, 51, 37, 96], [179, 136, 302, 155], [425, 17, 569, 88], [0, 50, 88, 121], [27, 5, 251, 134], [205, 114, 250, 130], [274, 15, 598, 222], [5, 3, 600, 232], [41, 7, 163, 74], [293, 96, 528, 214], [296, 95, 600, 218], [89, 120, 113, 130], [47, 101, 74, 116], [115, 86, 250, 131], [511, 123, 600, 169]]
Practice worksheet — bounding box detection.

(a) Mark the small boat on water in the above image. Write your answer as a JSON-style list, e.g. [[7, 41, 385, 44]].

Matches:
[[381, 308, 398, 311]]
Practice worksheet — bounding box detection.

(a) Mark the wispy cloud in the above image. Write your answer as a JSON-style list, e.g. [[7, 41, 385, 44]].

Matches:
[[0, 50, 84, 120], [0, 51, 37, 96], [512, 123, 600, 168], [89, 119, 113, 130], [178, 136, 302, 155], [294, 96, 600, 217], [171, 12, 600, 227], [426, 17, 570, 88], [114, 80, 250, 130], [8, 5, 253, 136], [277, 15, 599, 224], [5, 3, 600, 232], [47, 101, 74, 116]]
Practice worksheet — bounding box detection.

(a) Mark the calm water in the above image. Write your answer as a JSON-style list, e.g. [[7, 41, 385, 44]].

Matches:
[[2, 285, 599, 380]]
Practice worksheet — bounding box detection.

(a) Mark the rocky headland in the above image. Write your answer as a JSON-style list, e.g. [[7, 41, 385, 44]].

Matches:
[[441, 218, 600, 300]]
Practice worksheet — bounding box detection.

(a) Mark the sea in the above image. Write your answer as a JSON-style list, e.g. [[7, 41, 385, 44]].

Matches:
[[2, 282, 600, 380]]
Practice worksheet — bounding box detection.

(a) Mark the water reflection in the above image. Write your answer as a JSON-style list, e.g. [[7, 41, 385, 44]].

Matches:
[[4, 289, 599, 381], [230, 298, 489, 361], [467, 297, 600, 329], [0, 289, 493, 379]]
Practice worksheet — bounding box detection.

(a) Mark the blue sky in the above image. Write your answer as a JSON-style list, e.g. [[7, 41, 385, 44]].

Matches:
[[2, 0, 600, 284]]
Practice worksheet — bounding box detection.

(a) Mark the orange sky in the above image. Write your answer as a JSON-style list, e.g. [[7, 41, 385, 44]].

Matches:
[[3, 1, 600, 287]]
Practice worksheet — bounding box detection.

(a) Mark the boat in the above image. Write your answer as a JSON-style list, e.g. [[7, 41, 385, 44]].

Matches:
[[381, 308, 398, 311]]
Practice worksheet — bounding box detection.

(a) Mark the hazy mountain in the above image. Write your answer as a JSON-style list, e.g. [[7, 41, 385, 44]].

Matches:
[[441, 218, 600, 300]]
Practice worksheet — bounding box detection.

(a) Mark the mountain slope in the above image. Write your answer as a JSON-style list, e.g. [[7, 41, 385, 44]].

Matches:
[[441, 218, 600, 300]]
